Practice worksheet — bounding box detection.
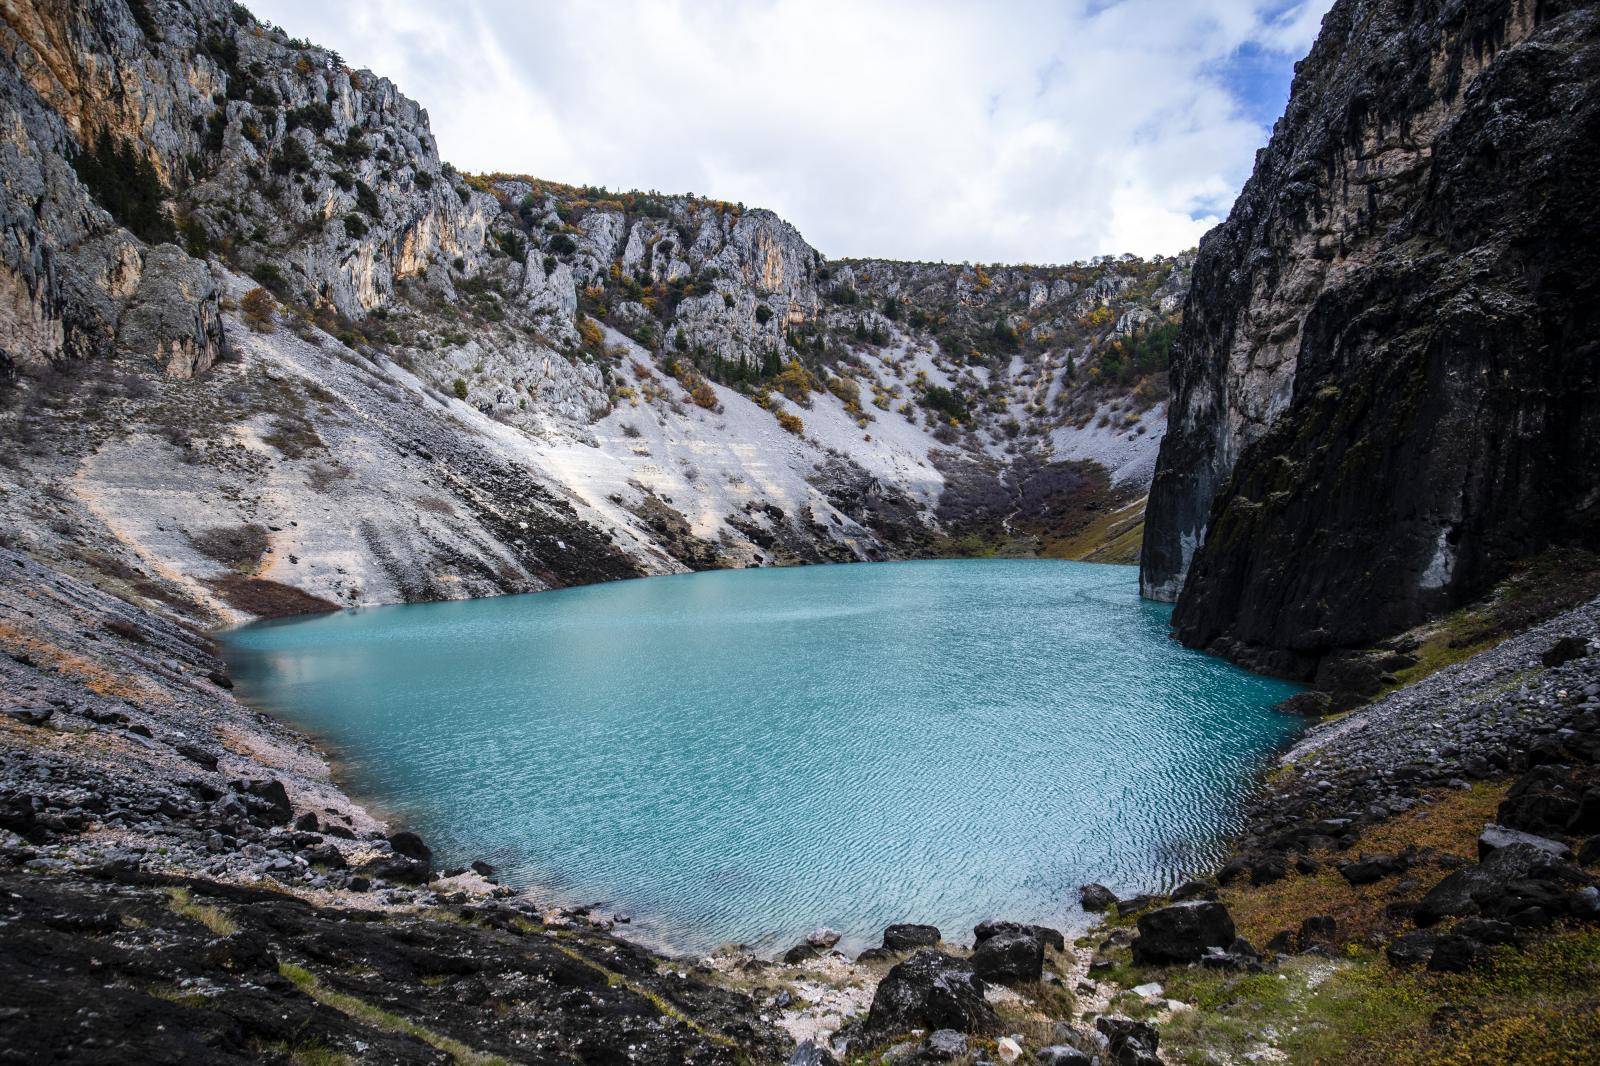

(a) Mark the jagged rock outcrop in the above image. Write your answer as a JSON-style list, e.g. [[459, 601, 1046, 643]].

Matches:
[[115, 243, 227, 377], [1141, 0, 1600, 674]]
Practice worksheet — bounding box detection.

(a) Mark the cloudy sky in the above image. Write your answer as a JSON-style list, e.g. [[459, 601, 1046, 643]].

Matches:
[[248, 0, 1333, 265]]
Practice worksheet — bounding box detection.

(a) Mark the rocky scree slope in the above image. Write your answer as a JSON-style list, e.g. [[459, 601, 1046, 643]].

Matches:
[[1141, 0, 1600, 677], [0, 0, 1187, 630]]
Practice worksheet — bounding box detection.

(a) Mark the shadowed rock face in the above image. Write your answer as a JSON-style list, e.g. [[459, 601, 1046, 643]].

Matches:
[[1141, 0, 1600, 675]]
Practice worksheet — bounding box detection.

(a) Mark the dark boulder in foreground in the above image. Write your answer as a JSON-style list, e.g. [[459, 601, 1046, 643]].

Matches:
[[975, 918, 1065, 952], [388, 830, 432, 863], [863, 950, 999, 1041], [1477, 823, 1570, 860], [1132, 901, 1237, 965], [1096, 1015, 1161, 1066], [882, 923, 941, 952], [1543, 636, 1592, 668], [1498, 764, 1600, 837], [1079, 884, 1118, 912], [1414, 843, 1593, 927], [970, 928, 1045, 984], [231, 779, 293, 826], [1336, 851, 1409, 886], [788, 1039, 838, 1066]]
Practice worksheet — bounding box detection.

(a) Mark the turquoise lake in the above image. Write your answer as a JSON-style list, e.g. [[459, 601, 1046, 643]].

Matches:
[[222, 559, 1301, 954]]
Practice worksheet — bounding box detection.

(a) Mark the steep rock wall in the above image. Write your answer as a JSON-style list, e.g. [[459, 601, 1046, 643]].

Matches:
[[1140, 0, 1600, 674]]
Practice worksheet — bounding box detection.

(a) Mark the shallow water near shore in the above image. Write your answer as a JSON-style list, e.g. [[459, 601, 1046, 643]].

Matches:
[[223, 559, 1301, 954]]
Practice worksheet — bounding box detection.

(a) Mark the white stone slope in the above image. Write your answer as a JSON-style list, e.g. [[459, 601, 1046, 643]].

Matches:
[[53, 274, 964, 623]]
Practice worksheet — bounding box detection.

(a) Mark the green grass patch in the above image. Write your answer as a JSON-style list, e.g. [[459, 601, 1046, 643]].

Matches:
[[257, 1040, 354, 1066], [1381, 547, 1600, 696], [543, 941, 741, 1050], [278, 962, 507, 1065], [1045, 495, 1146, 564], [164, 887, 239, 937], [1148, 930, 1600, 1066]]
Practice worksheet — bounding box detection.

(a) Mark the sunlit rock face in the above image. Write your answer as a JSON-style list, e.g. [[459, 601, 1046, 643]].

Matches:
[[1141, 0, 1600, 676], [0, 0, 1195, 622]]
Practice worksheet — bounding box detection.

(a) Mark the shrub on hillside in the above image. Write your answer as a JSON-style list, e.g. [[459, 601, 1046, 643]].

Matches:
[[240, 287, 275, 333], [773, 360, 817, 408], [690, 380, 719, 410], [919, 383, 968, 423], [827, 374, 862, 413]]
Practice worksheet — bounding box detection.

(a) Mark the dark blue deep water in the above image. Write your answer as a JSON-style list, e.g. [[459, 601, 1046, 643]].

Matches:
[[223, 560, 1301, 954]]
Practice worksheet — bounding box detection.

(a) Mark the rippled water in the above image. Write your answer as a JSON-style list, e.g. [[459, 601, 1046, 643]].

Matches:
[[223, 560, 1301, 954]]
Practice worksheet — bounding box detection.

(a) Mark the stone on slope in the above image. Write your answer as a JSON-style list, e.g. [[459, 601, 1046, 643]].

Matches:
[[1131, 901, 1236, 965], [974, 918, 1066, 952], [1078, 883, 1118, 912], [387, 830, 432, 863], [862, 950, 999, 1042], [1095, 1016, 1161, 1066], [882, 923, 941, 952], [1413, 842, 1591, 926], [1478, 823, 1572, 860], [969, 928, 1045, 984]]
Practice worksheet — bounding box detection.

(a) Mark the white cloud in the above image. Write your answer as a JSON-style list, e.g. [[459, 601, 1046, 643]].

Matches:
[[247, 0, 1334, 264]]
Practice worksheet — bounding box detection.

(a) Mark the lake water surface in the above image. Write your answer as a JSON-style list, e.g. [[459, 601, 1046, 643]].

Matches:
[[223, 560, 1301, 954]]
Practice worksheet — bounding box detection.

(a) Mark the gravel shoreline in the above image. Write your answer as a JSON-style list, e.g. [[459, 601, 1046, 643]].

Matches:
[[1233, 595, 1600, 868]]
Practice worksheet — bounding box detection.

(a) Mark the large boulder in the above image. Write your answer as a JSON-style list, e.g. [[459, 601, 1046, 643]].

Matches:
[[363, 855, 432, 886], [1336, 851, 1408, 885], [882, 923, 941, 952], [1477, 823, 1571, 860], [114, 244, 226, 379], [788, 1040, 836, 1066], [1078, 884, 1118, 912], [1542, 636, 1591, 668], [1498, 765, 1596, 836], [387, 830, 432, 863], [862, 950, 998, 1042], [1131, 901, 1236, 965], [973, 919, 1065, 952], [1095, 1016, 1161, 1066], [1414, 843, 1592, 926], [969, 928, 1044, 984], [230, 778, 292, 826]]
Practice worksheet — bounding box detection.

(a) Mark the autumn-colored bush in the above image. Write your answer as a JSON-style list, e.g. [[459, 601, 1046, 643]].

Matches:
[[240, 287, 276, 333], [690, 380, 719, 410], [772, 360, 817, 407], [827, 374, 862, 413], [577, 315, 605, 350], [774, 409, 803, 435]]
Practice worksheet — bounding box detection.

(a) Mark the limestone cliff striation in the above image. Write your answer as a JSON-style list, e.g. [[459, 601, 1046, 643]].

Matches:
[[0, 0, 1186, 625], [1141, 0, 1600, 676]]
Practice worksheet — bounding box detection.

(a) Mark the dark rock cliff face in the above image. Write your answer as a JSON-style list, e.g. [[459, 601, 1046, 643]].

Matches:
[[1141, 0, 1600, 675]]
